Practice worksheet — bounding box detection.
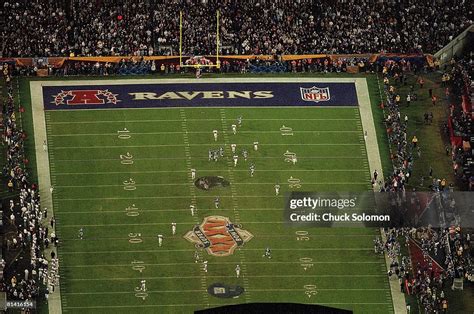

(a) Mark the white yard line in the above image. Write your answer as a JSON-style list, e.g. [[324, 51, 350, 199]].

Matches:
[[55, 208, 376, 213], [49, 118, 359, 124], [53, 169, 367, 175], [54, 181, 370, 188], [51, 130, 359, 137], [63, 288, 386, 295], [59, 220, 375, 227], [53, 191, 371, 201], [59, 248, 375, 254], [52, 156, 367, 162], [61, 261, 382, 268], [51, 143, 362, 149], [65, 274, 386, 281]]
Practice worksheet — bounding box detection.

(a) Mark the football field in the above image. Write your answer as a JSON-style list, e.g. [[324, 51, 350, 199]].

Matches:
[[29, 78, 394, 313]]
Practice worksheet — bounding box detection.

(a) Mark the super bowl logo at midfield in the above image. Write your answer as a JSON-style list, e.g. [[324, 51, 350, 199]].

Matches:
[[184, 216, 253, 257]]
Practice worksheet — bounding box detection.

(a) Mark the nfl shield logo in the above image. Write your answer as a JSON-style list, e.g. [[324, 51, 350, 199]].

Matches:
[[300, 86, 330, 102]]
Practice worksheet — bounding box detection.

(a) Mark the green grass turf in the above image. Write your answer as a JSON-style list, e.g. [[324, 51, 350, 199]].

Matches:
[[42, 103, 393, 314]]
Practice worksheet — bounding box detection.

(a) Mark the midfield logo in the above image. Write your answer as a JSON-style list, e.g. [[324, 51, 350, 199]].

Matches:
[[52, 90, 119, 105], [184, 216, 253, 257], [300, 86, 330, 102]]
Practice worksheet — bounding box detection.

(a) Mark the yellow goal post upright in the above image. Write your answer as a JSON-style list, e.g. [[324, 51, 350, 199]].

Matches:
[[179, 10, 220, 69]]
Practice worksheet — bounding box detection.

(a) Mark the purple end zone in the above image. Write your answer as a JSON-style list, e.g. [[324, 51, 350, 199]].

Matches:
[[43, 82, 358, 110]]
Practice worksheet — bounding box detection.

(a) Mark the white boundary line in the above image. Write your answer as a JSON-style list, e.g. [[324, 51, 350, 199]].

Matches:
[[63, 302, 392, 309], [30, 80, 63, 314], [354, 78, 383, 183]]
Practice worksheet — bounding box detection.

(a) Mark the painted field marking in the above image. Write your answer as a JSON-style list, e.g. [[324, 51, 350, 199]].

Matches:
[[48, 118, 360, 124], [52, 143, 363, 150], [54, 155, 367, 163], [62, 260, 381, 268], [51, 130, 359, 137], [54, 181, 368, 188], [54, 168, 368, 175], [64, 274, 387, 281], [59, 248, 376, 254], [63, 302, 392, 310]]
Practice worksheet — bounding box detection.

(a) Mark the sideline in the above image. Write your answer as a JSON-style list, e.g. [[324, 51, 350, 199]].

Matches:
[[356, 78, 407, 314], [30, 82, 63, 314]]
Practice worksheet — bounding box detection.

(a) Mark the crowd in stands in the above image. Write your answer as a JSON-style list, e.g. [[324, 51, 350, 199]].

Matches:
[[378, 60, 415, 192], [1, 0, 472, 57], [1, 66, 54, 304], [444, 58, 473, 190], [378, 226, 472, 313]]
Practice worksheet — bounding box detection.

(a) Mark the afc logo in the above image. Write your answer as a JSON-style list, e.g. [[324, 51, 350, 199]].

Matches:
[[52, 90, 119, 106], [300, 86, 330, 102]]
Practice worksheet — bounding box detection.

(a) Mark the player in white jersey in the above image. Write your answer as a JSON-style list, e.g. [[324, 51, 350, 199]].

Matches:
[[291, 155, 297, 165], [263, 247, 272, 259], [213, 130, 218, 141], [242, 149, 248, 161], [191, 168, 196, 180], [233, 155, 238, 167], [140, 279, 147, 292], [253, 141, 258, 151], [203, 260, 208, 272], [190, 204, 196, 216], [214, 197, 220, 209], [231, 124, 237, 134], [157, 234, 163, 247], [249, 164, 255, 177], [237, 116, 242, 127], [194, 251, 200, 263], [171, 222, 176, 235], [235, 264, 241, 278], [275, 184, 280, 196], [231, 144, 237, 154]]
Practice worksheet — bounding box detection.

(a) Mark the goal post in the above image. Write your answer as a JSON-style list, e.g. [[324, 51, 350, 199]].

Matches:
[[179, 10, 220, 69]]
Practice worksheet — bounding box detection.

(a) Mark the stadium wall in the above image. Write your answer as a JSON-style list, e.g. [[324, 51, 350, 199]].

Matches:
[[434, 24, 474, 68], [1, 53, 430, 69]]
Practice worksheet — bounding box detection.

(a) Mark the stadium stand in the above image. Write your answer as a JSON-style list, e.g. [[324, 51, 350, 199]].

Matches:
[[445, 58, 473, 190], [1, 68, 55, 306], [378, 226, 473, 314], [1, 0, 472, 57]]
